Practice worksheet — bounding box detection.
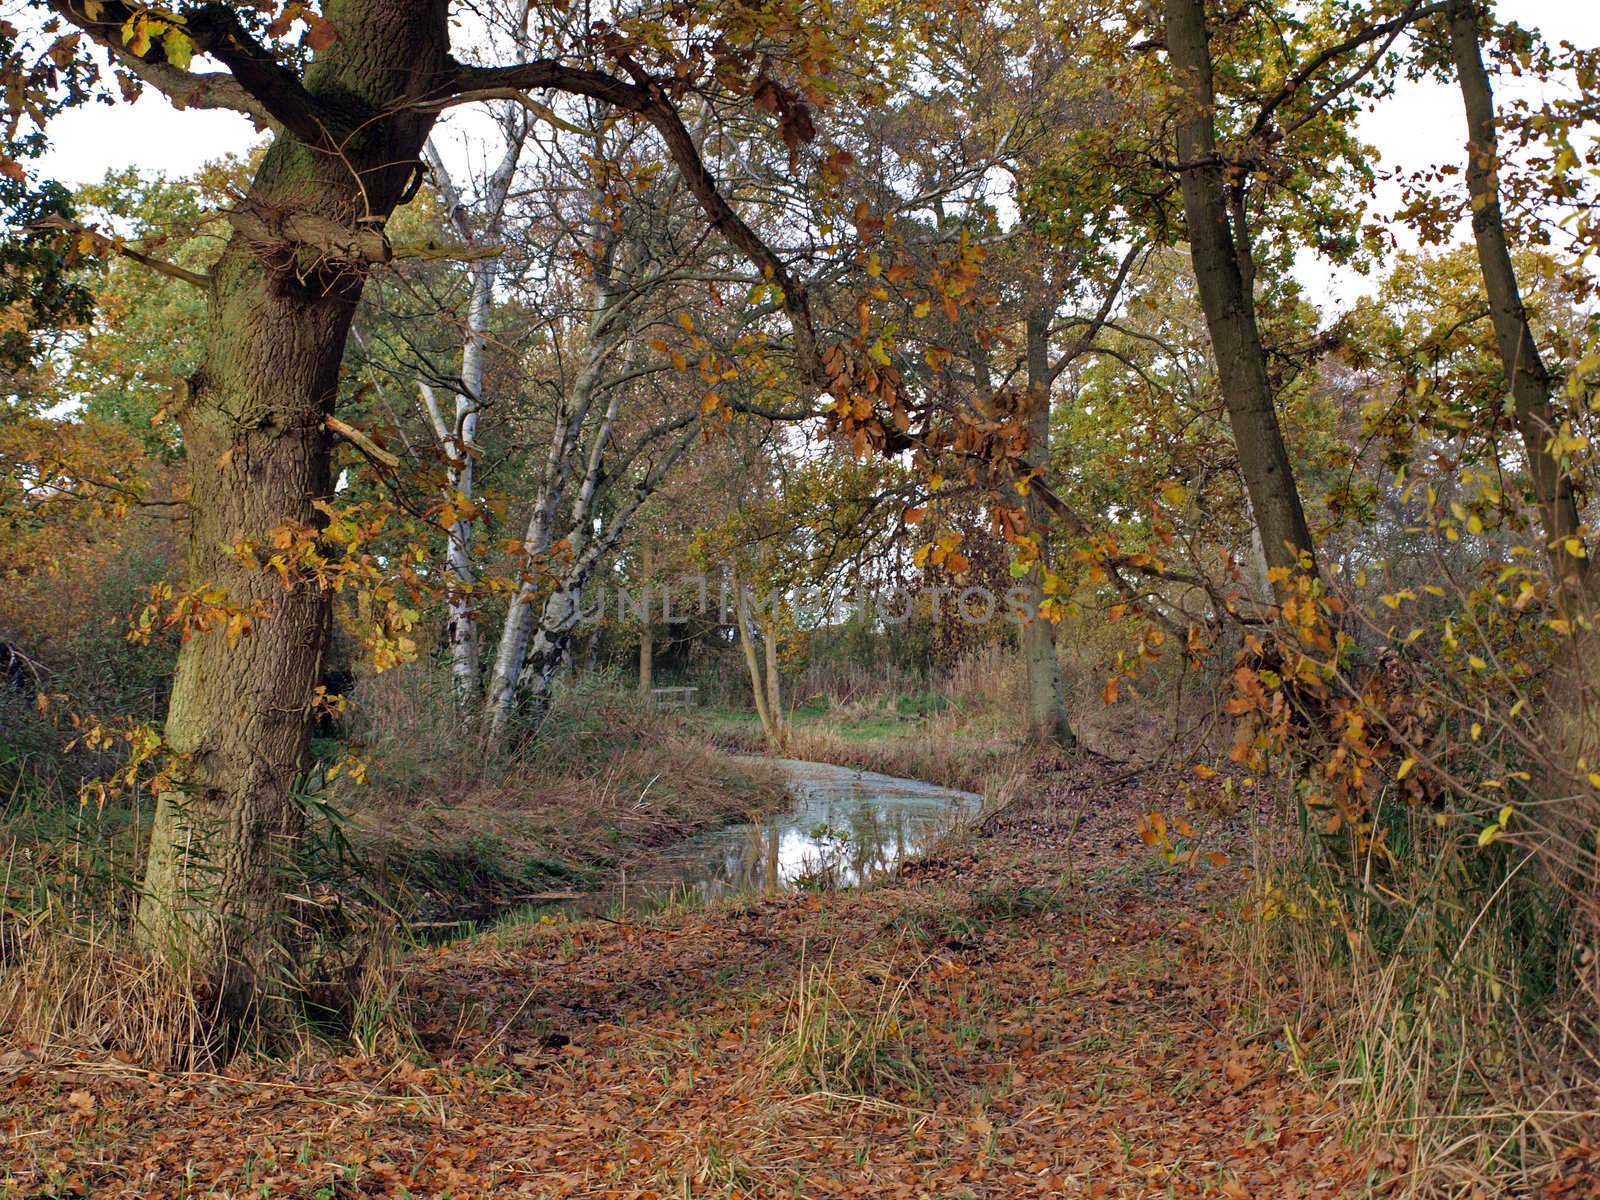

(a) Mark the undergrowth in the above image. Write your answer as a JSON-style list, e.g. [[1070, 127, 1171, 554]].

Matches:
[[0, 669, 788, 1066], [772, 943, 927, 1100], [1234, 779, 1600, 1197]]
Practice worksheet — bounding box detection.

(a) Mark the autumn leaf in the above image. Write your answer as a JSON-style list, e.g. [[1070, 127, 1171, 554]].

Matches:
[[304, 12, 338, 51]]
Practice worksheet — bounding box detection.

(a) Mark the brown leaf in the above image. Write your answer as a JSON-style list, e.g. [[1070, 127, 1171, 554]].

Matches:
[[304, 13, 338, 51]]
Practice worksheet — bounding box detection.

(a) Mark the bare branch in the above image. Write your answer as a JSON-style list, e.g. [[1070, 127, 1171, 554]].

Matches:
[[449, 54, 827, 387], [326, 416, 400, 469]]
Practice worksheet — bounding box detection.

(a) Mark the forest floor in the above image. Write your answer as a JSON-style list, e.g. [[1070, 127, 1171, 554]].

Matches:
[[0, 755, 1408, 1200]]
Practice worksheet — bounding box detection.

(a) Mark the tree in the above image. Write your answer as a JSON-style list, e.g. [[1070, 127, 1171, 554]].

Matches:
[[9, 0, 869, 1044], [419, 120, 528, 711], [1444, 1, 1591, 599], [1163, 0, 1317, 583]]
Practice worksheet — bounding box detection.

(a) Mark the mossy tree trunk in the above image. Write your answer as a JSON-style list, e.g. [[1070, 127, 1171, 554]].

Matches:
[[135, 0, 450, 1047]]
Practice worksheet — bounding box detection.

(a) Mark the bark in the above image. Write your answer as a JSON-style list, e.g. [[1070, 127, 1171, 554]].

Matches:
[[486, 408, 698, 735], [1446, 3, 1600, 773], [1447, 2, 1591, 599], [135, 0, 450, 1044], [639, 628, 654, 694], [1165, 0, 1317, 582], [1021, 308, 1077, 748]]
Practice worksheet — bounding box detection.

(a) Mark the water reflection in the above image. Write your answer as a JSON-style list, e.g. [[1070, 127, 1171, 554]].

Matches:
[[576, 760, 981, 914]]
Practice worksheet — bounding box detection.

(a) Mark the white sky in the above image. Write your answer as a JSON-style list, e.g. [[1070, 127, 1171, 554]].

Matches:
[[33, 2, 1600, 317]]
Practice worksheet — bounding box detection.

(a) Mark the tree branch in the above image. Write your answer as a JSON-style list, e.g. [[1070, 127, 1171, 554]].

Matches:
[[1247, 0, 1454, 143], [50, 0, 336, 148], [32, 216, 210, 289], [450, 54, 827, 388]]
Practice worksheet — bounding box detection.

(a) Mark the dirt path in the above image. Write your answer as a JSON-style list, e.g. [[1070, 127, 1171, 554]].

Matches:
[[2, 762, 1371, 1198]]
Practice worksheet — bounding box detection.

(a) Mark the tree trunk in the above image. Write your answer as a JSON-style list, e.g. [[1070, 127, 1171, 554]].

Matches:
[[420, 126, 528, 712], [735, 578, 779, 746], [1447, 1, 1591, 599], [762, 613, 787, 751], [483, 280, 624, 735], [487, 418, 697, 736], [639, 627, 654, 693], [135, 0, 449, 1047], [1165, 0, 1317, 583], [1021, 308, 1076, 747], [438, 255, 491, 708], [1447, 2, 1600, 772]]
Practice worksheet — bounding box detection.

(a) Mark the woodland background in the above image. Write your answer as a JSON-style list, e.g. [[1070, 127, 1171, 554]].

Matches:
[[3, 0, 1600, 1194]]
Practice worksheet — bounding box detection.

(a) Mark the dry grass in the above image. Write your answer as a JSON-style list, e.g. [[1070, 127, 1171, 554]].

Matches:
[[1231, 790, 1600, 1197], [342, 664, 789, 918], [771, 942, 927, 1099], [711, 645, 1038, 797], [0, 911, 207, 1069], [778, 722, 1028, 799], [0, 669, 789, 1070]]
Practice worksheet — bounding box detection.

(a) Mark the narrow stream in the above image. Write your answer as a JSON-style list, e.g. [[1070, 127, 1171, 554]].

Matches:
[[562, 759, 982, 916]]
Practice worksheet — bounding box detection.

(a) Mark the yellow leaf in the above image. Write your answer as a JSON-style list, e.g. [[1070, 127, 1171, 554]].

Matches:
[[163, 26, 193, 69], [1478, 823, 1503, 847], [1397, 757, 1416, 780]]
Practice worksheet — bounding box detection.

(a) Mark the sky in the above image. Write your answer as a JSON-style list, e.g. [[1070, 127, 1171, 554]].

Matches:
[[32, 2, 1600, 316]]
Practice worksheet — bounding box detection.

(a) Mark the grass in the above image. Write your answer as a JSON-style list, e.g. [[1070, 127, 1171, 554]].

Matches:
[[1231, 793, 1600, 1198], [698, 701, 1029, 796], [0, 755, 1424, 1198], [694, 646, 1038, 797], [771, 942, 927, 1100], [0, 673, 792, 1065]]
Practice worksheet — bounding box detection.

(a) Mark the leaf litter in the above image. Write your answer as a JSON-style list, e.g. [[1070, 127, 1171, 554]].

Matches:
[[2, 758, 1416, 1197]]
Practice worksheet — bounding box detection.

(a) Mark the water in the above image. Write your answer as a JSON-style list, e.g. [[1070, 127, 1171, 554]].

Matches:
[[568, 759, 982, 916]]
